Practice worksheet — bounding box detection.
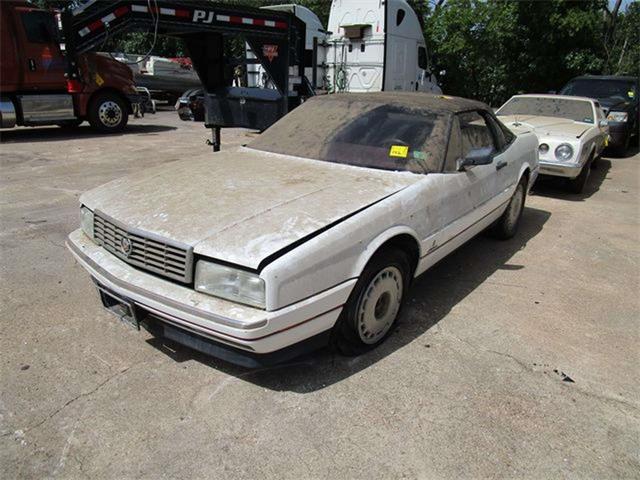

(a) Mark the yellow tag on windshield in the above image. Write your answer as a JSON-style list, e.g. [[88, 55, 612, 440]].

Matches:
[[389, 145, 409, 158]]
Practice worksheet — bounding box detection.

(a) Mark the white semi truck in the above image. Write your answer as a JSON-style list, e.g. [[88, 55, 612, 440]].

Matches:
[[248, 0, 441, 94]]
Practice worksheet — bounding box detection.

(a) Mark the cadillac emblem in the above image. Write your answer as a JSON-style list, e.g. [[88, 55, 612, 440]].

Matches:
[[120, 237, 132, 256]]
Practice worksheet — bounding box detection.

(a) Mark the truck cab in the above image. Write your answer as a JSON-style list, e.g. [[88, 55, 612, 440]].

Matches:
[[0, 0, 143, 132], [326, 0, 440, 93], [245, 0, 441, 95]]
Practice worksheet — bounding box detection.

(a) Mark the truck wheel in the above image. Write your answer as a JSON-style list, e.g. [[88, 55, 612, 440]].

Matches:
[[566, 156, 592, 194], [331, 249, 410, 356], [490, 177, 526, 240], [88, 92, 128, 133]]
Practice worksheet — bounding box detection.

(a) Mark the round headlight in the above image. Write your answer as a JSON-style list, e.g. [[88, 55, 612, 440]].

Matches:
[[555, 143, 574, 161], [538, 143, 549, 154]]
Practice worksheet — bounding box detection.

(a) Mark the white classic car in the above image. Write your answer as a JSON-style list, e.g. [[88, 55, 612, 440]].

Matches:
[[67, 93, 538, 367], [496, 94, 609, 193]]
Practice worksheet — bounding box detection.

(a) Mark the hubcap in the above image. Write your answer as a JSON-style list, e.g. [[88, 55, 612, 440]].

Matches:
[[356, 266, 403, 344], [506, 184, 524, 230], [98, 101, 123, 127]]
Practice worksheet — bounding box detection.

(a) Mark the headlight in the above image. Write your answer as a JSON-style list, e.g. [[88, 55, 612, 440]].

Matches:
[[80, 206, 94, 239], [195, 261, 265, 308], [555, 143, 574, 161], [607, 111, 628, 122], [538, 143, 549, 154]]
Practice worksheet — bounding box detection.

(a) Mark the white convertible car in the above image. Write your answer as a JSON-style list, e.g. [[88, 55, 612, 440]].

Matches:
[[67, 93, 538, 367], [496, 94, 609, 193]]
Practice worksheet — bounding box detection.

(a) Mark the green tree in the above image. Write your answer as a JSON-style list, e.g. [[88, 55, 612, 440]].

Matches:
[[425, 0, 610, 105], [606, 1, 640, 75]]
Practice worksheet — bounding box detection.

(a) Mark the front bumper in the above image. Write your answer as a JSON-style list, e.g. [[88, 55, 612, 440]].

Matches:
[[67, 229, 353, 365], [607, 122, 631, 148], [538, 160, 583, 179]]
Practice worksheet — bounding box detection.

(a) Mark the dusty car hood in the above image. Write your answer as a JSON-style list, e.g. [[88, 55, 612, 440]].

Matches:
[[80, 148, 420, 269], [498, 115, 591, 139]]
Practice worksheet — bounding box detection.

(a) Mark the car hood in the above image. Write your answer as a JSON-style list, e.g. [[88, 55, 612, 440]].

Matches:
[[597, 97, 634, 114], [498, 115, 591, 139], [80, 148, 421, 269]]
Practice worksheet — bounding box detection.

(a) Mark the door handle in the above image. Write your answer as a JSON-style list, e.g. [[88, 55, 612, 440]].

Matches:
[[28, 59, 36, 71], [496, 160, 508, 171]]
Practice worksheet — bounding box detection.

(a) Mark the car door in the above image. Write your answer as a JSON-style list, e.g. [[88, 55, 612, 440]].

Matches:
[[419, 111, 503, 258], [484, 112, 519, 196], [14, 6, 66, 91], [456, 110, 503, 215]]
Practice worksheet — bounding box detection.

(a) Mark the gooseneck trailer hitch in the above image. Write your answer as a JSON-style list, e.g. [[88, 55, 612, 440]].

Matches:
[[62, 0, 311, 151]]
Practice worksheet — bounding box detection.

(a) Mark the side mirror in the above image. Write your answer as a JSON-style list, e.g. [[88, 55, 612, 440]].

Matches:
[[457, 147, 494, 171], [599, 119, 608, 127]]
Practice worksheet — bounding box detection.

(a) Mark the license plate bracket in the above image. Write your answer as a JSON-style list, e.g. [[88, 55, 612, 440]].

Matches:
[[96, 284, 141, 330]]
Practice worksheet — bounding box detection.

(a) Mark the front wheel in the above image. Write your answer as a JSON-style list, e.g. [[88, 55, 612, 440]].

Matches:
[[88, 92, 129, 133], [331, 249, 411, 356], [490, 177, 526, 240], [566, 156, 592, 194]]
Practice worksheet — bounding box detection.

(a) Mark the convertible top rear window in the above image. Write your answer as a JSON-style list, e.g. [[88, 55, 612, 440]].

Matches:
[[250, 97, 450, 174], [498, 97, 594, 124]]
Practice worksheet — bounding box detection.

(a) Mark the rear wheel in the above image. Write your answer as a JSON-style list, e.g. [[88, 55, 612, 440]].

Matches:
[[490, 177, 526, 240], [332, 249, 411, 356], [88, 92, 128, 133]]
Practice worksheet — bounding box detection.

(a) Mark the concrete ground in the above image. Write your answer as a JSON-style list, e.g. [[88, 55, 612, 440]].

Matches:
[[1, 111, 638, 479]]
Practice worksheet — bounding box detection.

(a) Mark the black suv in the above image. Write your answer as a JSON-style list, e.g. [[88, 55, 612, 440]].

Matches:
[[560, 75, 638, 155]]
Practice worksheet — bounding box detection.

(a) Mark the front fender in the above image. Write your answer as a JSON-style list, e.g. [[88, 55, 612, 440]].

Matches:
[[352, 225, 421, 279]]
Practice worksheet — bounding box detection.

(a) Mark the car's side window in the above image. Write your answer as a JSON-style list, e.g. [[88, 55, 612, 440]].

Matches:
[[485, 114, 506, 150], [458, 111, 496, 159], [443, 116, 462, 172], [484, 113, 515, 152]]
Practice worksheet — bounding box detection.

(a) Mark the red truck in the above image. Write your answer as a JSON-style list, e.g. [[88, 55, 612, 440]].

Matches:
[[0, 0, 145, 133]]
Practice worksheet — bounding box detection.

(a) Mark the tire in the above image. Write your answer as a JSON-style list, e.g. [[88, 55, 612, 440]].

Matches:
[[614, 135, 631, 157], [490, 177, 527, 240], [566, 156, 592, 194], [57, 119, 83, 129], [331, 249, 411, 356], [88, 92, 129, 133]]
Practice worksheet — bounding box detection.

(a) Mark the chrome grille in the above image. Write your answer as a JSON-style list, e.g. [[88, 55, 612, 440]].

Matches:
[[93, 211, 193, 283]]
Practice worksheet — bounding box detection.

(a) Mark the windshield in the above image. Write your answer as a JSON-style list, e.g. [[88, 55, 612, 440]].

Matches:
[[249, 97, 450, 174], [497, 97, 594, 123], [560, 79, 637, 103]]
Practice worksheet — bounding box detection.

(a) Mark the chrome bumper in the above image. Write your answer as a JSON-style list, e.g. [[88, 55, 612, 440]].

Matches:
[[538, 161, 583, 179]]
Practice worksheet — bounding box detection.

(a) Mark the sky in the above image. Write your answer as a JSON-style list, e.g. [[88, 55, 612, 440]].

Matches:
[[610, 0, 636, 12]]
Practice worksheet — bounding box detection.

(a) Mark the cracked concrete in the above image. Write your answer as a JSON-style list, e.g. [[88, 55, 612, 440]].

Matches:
[[1, 112, 639, 478]]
